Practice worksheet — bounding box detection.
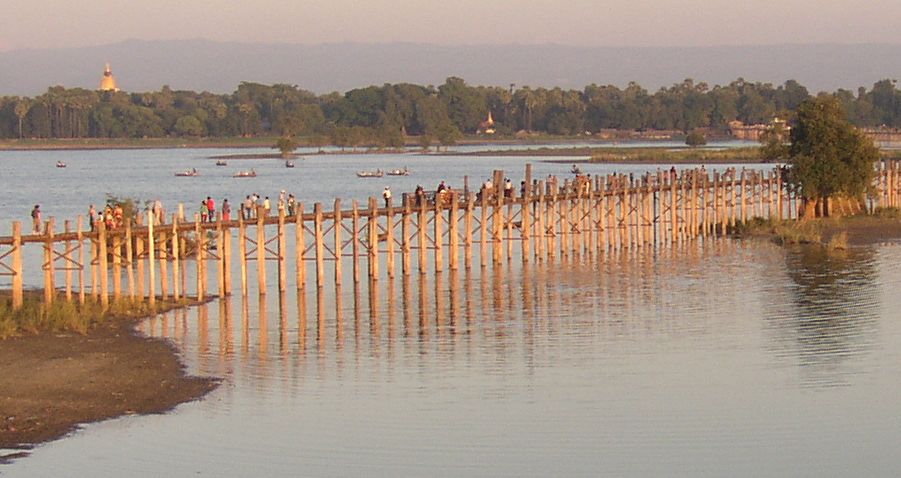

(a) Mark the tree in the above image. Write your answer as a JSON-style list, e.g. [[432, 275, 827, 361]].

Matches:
[[758, 121, 789, 161], [435, 123, 462, 151], [788, 96, 879, 218], [174, 115, 206, 137], [274, 135, 299, 158], [685, 130, 707, 147], [14, 99, 30, 139]]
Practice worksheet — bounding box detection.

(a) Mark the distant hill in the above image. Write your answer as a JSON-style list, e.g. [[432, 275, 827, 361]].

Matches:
[[1, 39, 898, 96]]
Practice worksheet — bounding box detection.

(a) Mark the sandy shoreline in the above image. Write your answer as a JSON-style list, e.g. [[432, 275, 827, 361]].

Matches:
[[0, 312, 218, 462]]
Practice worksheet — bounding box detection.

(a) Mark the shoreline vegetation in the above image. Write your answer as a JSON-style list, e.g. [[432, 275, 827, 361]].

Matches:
[[0, 293, 218, 461], [733, 207, 901, 248]]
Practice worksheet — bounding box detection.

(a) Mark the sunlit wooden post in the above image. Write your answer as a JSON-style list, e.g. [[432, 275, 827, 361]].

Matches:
[[448, 192, 459, 271], [143, 216, 151, 307], [222, 216, 232, 296], [535, 182, 545, 260], [277, 207, 287, 292], [670, 175, 679, 244], [238, 216, 248, 296], [134, 220, 144, 299], [352, 200, 361, 282], [479, 192, 488, 268], [295, 203, 306, 290], [418, 198, 428, 273], [194, 214, 204, 301], [124, 221, 135, 300], [521, 164, 532, 262], [63, 220, 73, 301], [111, 228, 123, 302], [386, 197, 396, 278], [314, 202, 325, 288], [773, 169, 781, 219], [158, 226, 168, 301], [434, 195, 443, 273], [333, 199, 342, 286], [170, 216, 179, 300], [76, 216, 85, 304], [216, 216, 225, 296], [368, 197, 379, 280], [11, 222, 23, 310], [463, 193, 474, 270], [547, 186, 557, 260], [43, 217, 55, 304], [506, 198, 514, 261], [401, 198, 412, 276], [256, 206, 266, 295], [492, 170, 504, 265]]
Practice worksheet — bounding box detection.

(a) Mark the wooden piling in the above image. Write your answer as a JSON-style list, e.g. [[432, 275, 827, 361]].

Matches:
[[386, 198, 396, 278], [256, 206, 266, 295], [464, 193, 474, 270], [170, 216, 179, 300], [77, 217, 85, 304], [479, 192, 488, 268], [194, 216, 204, 301], [295, 203, 306, 290], [522, 164, 532, 262], [158, 228, 168, 300], [401, 199, 411, 276], [333, 199, 342, 286], [448, 193, 459, 271], [353, 200, 362, 282], [419, 199, 428, 273], [368, 197, 379, 280], [434, 198, 443, 272], [125, 222, 135, 300], [44, 217, 55, 304], [138, 218, 147, 307], [314, 203, 325, 288], [238, 216, 248, 296], [11, 222, 23, 309]]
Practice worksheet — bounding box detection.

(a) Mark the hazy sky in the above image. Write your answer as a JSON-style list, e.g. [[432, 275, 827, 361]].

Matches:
[[3, 0, 900, 51]]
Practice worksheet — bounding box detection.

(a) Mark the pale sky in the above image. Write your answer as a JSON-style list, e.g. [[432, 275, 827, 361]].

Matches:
[[2, 0, 899, 51]]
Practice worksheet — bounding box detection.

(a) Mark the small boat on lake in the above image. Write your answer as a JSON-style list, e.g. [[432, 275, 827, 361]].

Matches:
[[175, 168, 199, 177], [285, 160, 295, 168], [234, 169, 257, 178], [56, 161, 67, 168], [215, 160, 227, 166], [386, 167, 410, 176], [357, 169, 384, 178]]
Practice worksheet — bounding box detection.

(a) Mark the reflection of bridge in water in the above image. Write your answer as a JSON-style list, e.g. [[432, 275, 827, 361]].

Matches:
[[139, 239, 755, 375], [0, 162, 899, 313]]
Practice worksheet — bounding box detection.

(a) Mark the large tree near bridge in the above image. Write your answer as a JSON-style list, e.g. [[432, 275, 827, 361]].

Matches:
[[788, 96, 879, 218]]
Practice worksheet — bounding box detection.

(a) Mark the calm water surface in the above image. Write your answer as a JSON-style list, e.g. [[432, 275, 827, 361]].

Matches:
[[3, 148, 900, 477]]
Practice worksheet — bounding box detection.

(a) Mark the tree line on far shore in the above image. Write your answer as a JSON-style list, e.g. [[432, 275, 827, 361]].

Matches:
[[0, 77, 898, 146]]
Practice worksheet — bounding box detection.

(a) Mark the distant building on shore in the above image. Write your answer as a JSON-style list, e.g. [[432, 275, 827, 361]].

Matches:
[[99, 63, 119, 92], [729, 118, 789, 142], [477, 112, 496, 135]]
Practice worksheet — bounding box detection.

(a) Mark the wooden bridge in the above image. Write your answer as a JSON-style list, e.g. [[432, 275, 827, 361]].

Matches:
[[1, 162, 899, 310]]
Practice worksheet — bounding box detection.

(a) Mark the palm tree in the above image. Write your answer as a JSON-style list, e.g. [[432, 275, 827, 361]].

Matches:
[[14, 99, 30, 139]]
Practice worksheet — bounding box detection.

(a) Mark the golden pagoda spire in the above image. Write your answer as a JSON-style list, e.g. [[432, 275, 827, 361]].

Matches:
[[99, 63, 119, 92]]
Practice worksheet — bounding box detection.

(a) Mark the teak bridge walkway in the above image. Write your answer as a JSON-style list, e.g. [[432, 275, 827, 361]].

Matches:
[[1, 162, 899, 310]]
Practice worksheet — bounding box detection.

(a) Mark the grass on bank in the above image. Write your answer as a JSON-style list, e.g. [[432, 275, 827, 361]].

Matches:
[[733, 207, 901, 249], [589, 146, 764, 163], [0, 292, 194, 339]]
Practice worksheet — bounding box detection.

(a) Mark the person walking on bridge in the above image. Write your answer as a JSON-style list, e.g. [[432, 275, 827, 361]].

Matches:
[[31, 205, 41, 234]]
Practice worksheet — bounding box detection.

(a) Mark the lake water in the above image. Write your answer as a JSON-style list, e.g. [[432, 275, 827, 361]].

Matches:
[[3, 146, 901, 477]]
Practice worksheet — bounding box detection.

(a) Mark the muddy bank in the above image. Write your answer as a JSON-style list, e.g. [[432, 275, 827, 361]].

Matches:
[[0, 315, 217, 461]]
